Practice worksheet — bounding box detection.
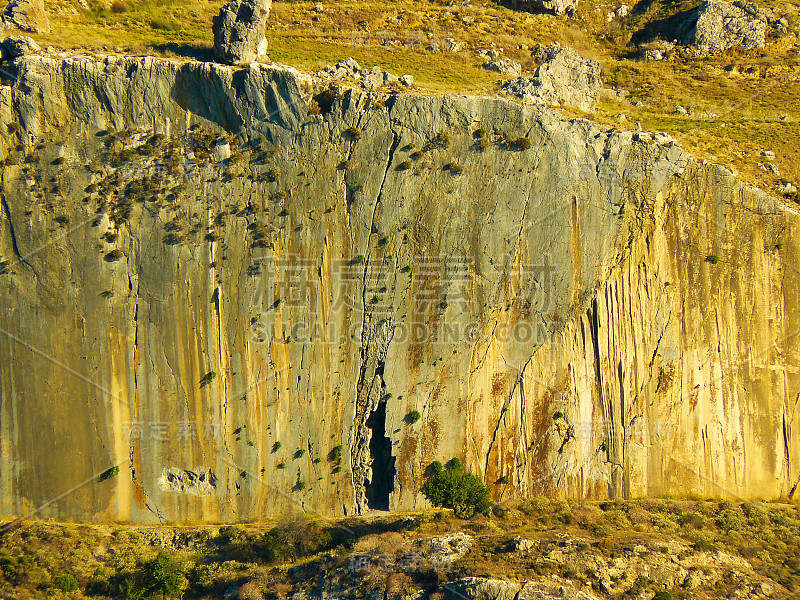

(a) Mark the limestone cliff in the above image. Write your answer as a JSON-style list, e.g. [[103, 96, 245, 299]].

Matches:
[[0, 53, 796, 523]]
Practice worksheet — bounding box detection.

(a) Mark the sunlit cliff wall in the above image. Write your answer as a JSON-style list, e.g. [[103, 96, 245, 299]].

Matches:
[[0, 54, 796, 522]]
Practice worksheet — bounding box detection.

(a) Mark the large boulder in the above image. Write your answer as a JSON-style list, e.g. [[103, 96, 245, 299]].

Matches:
[[513, 0, 578, 16], [501, 44, 601, 111], [482, 57, 523, 76], [212, 0, 271, 65], [1, 34, 40, 59], [2, 0, 50, 34], [678, 0, 766, 53]]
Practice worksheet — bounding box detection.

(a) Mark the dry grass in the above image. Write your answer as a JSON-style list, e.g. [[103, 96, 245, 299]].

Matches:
[[0, 499, 798, 599]]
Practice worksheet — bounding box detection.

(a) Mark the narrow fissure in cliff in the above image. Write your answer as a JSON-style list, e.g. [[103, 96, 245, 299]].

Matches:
[[364, 400, 395, 511], [1, 196, 36, 275]]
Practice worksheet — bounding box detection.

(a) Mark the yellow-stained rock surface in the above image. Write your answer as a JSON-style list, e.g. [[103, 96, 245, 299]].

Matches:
[[0, 54, 797, 522]]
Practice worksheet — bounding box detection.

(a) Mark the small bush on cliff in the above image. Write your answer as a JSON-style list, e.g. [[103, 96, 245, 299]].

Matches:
[[505, 135, 532, 151], [104, 249, 124, 262], [421, 458, 491, 518], [406, 409, 421, 424], [424, 131, 451, 151], [342, 127, 362, 141], [98, 465, 120, 482], [473, 127, 491, 151]]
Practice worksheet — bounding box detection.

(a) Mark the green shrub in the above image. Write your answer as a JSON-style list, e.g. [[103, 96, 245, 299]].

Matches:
[[125, 551, 185, 599], [435, 131, 451, 148], [328, 445, 343, 462], [421, 458, 491, 518], [199, 371, 216, 388], [272, 441, 282, 453], [519, 497, 550, 515], [506, 136, 532, 151], [98, 465, 120, 482], [693, 539, 717, 552], [424, 131, 451, 151], [705, 254, 720, 264], [294, 449, 306, 459], [342, 127, 362, 140], [306, 99, 321, 116], [54, 573, 79, 593], [260, 518, 332, 562], [162, 232, 182, 246], [406, 409, 422, 424], [104, 249, 124, 262]]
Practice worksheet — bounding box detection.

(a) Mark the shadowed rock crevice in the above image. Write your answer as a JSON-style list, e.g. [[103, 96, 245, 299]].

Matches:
[[364, 400, 396, 511]]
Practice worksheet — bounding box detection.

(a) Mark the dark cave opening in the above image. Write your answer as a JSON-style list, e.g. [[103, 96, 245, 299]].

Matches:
[[364, 400, 396, 511]]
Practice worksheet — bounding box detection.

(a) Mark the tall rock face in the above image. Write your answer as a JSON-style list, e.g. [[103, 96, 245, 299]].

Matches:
[[0, 54, 797, 523]]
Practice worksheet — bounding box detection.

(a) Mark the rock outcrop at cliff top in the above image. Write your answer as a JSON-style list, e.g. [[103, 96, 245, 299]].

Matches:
[[514, 0, 578, 16], [678, 0, 766, 53], [502, 44, 601, 111], [2, 0, 49, 33], [212, 0, 271, 64], [1, 34, 40, 58]]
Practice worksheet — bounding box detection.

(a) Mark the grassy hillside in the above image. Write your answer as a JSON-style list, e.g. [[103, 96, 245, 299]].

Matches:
[[19, 0, 800, 195], [0, 499, 798, 599]]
